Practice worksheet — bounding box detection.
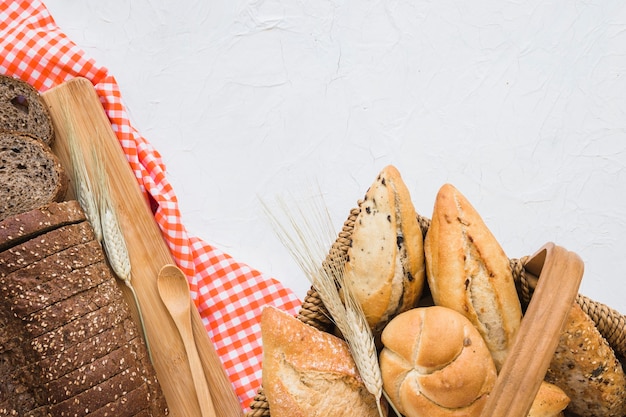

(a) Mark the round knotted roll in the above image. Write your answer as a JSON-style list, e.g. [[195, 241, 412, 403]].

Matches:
[[379, 306, 497, 417]]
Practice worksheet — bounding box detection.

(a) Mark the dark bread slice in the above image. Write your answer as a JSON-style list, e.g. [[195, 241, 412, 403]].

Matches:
[[86, 383, 166, 417], [0, 74, 54, 145], [0, 303, 21, 353], [48, 367, 146, 416], [42, 336, 146, 404], [0, 352, 34, 416], [30, 299, 129, 358], [1, 237, 103, 284], [24, 279, 124, 338], [0, 200, 84, 252], [2, 254, 108, 317], [26, 318, 139, 382], [0, 132, 68, 222], [0, 221, 95, 275]]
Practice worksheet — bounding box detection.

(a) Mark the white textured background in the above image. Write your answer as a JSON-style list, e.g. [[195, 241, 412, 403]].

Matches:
[[44, 0, 626, 313]]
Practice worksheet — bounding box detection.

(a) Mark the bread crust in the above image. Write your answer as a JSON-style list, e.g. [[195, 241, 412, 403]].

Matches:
[[379, 306, 497, 417], [345, 165, 425, 334], [424, 183, 522, 371], [261, 306, 383, 417]]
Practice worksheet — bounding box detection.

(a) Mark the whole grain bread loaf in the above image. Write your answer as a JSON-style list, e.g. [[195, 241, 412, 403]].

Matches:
[[0, 201, 168, 416], [0, 132, 68, 222], [0, 74, 54, 145]]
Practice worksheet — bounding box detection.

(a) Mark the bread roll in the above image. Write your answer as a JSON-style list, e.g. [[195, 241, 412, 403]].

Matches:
[[545, 302, 626, 417], [528, 381, 570, 417], [424, 183, 522, 371], [379, 306, 497, 417], [344, 165, 425, 334], [261, 306, 383, 417]]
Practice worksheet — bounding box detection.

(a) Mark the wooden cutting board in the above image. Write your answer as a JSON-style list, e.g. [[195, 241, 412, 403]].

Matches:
[[42, 77, 242, 417]]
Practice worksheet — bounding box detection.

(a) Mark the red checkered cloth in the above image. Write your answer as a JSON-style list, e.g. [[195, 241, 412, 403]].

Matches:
[[0, 0, 302, 411]]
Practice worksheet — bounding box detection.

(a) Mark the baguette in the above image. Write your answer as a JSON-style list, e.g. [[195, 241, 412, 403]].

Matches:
[[344, 165, 425, 334], [424, 183, 522, 371]]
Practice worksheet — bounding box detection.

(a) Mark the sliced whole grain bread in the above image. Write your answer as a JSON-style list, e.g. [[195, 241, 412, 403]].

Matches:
[[0, 200, 168, 415], [0, 74, 54, 146], [0, 132, 68, 222], [26, 318, 139, 382], [24, 279, 124, 338], [0, 221, 95, 275], [0, 200, 85, 252], [42, 336, 146, 404]]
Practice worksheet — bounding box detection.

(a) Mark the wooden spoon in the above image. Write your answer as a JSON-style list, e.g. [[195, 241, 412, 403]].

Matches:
[[158, 264, 217, 417]]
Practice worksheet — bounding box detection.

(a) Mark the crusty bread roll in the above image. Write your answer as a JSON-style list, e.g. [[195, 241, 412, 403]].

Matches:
[[344, 165, 425, 334], [379, 306, 497, 417], [545, 302, 626, 417], [424, 183, 522, 371], [261, 306, 384, 417], [528, 381, 570, 417]]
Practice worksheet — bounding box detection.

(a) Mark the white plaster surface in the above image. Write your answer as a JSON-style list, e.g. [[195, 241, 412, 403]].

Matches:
[[44, 0, 626, 313]]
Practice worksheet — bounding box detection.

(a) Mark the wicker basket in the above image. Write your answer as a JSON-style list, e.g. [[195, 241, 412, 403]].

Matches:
[[246, 203, 626, 417]]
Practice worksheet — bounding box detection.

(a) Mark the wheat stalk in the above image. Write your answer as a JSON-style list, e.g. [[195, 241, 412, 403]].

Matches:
[[65, 121, 102, 243], [261, 191, 384, 417], [63, 113, 151, 361], [93, 147, 151, 361]]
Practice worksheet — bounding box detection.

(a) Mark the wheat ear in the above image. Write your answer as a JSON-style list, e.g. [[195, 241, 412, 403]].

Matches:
[[64, 118, 102, 243], [262, 192, 384, 417], [92, 147, 152, 361]]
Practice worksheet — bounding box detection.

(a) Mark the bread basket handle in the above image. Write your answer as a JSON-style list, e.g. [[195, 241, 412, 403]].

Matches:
[[479, 242, 584, 417]]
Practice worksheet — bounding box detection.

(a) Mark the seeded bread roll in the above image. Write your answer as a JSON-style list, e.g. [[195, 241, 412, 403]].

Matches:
[[424, 183, 522, 371], [261, 305, 384, 417], [0, 74, 54, 145], [545, 302, 626, 417], [379, 306, 497, 417], [344, 165, 425, 334], [0, 132, 68, 222]]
